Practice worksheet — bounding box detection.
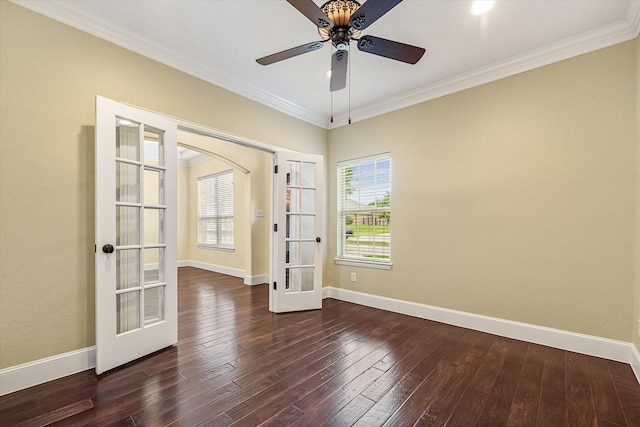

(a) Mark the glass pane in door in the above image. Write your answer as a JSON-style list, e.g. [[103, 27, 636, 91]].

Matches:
[[116, 249, 140, 290], [144, 128, 164, 166], [116, 118, 140, 161], [286, 267, 300, 292], [117, 291, 140, 334], [287, 188, 299, 213], [301, 189, 315, 213], [144, 248, 165, 284], [116, 162, 140, 203], [144, 286, 165, 326], [286, 241, 299, 265], [301, 162, 315, 187], [144, 208, 164, 245], [116, 207, 140, 246], [300, 216, 314, 239], [300, 242, 314, 265], [301, 267, 314, 291], [144, 168, 164, 205], [286, 215, 299, 239], [287, 161, 299, 186]]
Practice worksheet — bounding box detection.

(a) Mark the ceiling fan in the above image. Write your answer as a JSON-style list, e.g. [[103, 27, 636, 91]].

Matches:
[[256, 0, 426, 92]]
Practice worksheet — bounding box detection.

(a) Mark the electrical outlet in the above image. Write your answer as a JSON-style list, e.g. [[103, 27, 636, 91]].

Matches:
[[350, 272, 356, 282]]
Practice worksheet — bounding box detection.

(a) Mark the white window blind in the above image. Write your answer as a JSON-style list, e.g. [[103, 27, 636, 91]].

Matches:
[[198, 170, 234, 249], [337, 153, 391, 266]]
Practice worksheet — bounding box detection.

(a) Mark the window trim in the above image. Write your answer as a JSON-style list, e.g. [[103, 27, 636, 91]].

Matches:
[[336, 153, 392, 269], [197, 169, 234, 250]]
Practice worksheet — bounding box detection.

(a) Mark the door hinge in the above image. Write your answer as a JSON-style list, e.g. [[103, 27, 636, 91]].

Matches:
[[273, 282, 277, 290], [273, 224, 278, 232], [274, 165, 278, 174], [94, 244, 96, 253]]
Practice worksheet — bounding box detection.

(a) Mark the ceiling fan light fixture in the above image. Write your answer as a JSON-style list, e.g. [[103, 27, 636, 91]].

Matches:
[[318, 0, 362, 42], [470, 0, 496, 16]]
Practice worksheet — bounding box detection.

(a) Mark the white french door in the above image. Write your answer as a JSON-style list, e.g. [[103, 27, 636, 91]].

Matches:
[[95, 96, 177, 374], [271, 151, 324, 313]]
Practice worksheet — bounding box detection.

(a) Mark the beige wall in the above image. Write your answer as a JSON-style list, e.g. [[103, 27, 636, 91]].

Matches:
[[327, 40, 637, 342], [0, 1, 326, 369], [178, 132, 272, 278], [187, 159, 247, 272]]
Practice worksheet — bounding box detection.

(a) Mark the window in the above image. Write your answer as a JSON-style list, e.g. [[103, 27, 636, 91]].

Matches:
[[337, 153, 391, 268], [198, 170, 234, 249]]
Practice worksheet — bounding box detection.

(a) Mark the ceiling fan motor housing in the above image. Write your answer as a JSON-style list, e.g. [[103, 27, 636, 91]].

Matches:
[[331, 27, 352, 50]]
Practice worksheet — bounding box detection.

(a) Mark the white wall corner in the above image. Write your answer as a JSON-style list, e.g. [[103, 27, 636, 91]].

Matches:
[[631, 343, 640, 383], [244, 274, 269, 286], [323, 286, 637, 369], [322, 286, 332, 299], [626, 0, 640, 37], [0, 347, 96, 396]]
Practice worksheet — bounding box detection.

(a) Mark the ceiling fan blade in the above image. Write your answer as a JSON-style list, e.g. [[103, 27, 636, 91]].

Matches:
[[286, 0, 333, 29], [357, 35, 425, 64], [349, 0, 403, 30], [256, 41, 325, 65], [330, 50, 348, 92]]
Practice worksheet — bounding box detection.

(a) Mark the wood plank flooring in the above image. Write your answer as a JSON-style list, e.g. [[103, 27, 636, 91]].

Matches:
[[1, 266, 638, 426]]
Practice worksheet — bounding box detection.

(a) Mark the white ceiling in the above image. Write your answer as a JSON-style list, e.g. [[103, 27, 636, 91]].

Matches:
[[14, 0, 640, 128]]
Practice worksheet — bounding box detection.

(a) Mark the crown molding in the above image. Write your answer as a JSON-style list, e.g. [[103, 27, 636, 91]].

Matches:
[[12, 0, 640, 130], [11, 0, 328, 128], [177, 155, 208, 167]]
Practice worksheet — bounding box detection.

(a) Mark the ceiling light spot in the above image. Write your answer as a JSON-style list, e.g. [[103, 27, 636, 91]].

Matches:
[[470, 0, 496, 16]]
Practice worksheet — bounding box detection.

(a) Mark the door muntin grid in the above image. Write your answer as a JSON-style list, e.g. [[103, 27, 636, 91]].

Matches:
[[115, 118, 167, 334], [285, 160, 316, 293]]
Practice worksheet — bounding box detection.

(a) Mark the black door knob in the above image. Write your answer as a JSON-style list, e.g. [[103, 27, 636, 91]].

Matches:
[[316, 237, 321, 243], [102, 244, 115, 254]]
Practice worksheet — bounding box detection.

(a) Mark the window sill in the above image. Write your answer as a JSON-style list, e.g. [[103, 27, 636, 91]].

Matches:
[[334, 258, 393, 270], [197, 245, 235, 252]]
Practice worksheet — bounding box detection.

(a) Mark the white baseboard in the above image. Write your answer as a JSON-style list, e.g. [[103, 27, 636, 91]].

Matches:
[[0, 347, 95, 396], [4, 285, 636, 398], [181, 260, 267, 286], [186, 260, 245, 279], [323, 286, 637, 368], [244, 274, 269, 286], [631, 343, 640, 383]]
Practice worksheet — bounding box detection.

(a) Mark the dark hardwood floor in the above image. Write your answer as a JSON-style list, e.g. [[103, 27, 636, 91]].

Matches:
[[1, 267, 639, 426]]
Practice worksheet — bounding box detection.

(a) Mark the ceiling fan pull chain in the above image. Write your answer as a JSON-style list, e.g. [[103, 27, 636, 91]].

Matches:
[[330, 43, 334, 124], [330, 90, 334, 123], [348, 44, 352, 125]]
